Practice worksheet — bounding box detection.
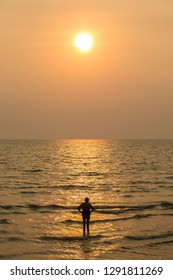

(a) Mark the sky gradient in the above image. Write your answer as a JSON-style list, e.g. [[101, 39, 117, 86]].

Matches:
[[1, 0, 173, 139]]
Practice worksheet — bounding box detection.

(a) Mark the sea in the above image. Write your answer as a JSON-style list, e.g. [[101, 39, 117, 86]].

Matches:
[[0, 139, 173, 260]]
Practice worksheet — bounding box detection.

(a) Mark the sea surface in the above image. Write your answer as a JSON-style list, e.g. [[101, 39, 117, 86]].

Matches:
[[0, 139, 173, 260]]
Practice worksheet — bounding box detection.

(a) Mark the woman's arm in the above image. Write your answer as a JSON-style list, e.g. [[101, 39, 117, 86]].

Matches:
[[78, 204, 82, 213]]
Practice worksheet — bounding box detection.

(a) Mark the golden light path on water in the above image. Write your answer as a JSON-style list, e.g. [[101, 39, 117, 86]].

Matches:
[[35, 140, 137, 259], [1, 140, 173, 259]]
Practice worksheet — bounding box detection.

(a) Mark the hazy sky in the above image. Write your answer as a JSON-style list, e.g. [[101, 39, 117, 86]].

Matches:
[[1, 0, 173, 139]]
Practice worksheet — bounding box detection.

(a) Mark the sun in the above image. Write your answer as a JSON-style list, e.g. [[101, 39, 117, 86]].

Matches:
[[74, 33, 93, 52]]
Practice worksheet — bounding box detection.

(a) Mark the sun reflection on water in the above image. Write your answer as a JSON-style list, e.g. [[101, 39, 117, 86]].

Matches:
[[2, 140, 173, 259]]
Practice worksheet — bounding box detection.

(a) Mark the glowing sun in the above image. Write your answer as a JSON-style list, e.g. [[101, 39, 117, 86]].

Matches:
[[74, 33, 93, 52]]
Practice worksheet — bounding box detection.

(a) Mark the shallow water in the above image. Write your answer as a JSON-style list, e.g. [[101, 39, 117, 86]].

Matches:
[[0, 139, 173, 259]]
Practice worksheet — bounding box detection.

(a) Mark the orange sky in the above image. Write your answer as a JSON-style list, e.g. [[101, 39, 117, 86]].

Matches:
[[1, 0, 173, 139]]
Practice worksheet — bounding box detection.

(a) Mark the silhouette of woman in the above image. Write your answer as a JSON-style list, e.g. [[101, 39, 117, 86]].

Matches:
[[78, 198, 94, 236]]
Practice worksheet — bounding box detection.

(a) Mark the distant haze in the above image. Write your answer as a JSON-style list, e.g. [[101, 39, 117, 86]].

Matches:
[[1, 0, 173, 139]]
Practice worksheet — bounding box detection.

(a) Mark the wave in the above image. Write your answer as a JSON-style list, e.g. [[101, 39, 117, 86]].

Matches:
[[148, 240, 173, 247], [71, 172, 106, 177], [128, 180, 151, 185], [0, 218, 12, 224], [26, 169, 43, 173], [96, 213, 153, 222], [52, 185, 90, 190], [1, 201, 173, 214], [125, 232, 173, 241], [20, 191, 38, 194], [96, 204, 156, 215], [0, 230, 7, 234], [7, 237, 26, 242], [12, 184, 91, 191], [128, 180, 172, 185], [166, 176, 173, 180], [160, 201, 173, 208], [0, 205, 24, 210], [27, 204, 67, 211], [39, 235, 103, 242], [63, 214, 154, 225]]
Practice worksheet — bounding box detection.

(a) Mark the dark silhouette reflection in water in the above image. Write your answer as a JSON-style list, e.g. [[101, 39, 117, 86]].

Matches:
[[79, 235, 104, 259], [80, 237, 93, 259]]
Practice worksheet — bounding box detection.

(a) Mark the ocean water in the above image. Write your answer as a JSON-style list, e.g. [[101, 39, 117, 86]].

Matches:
[[0, 139, 173, 260]]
